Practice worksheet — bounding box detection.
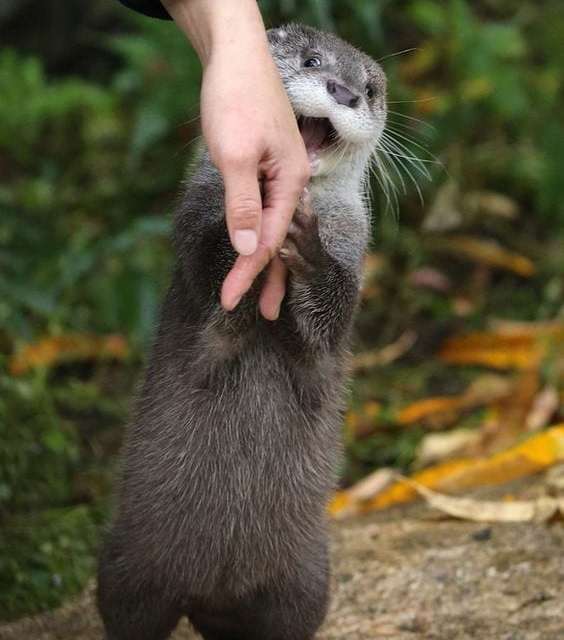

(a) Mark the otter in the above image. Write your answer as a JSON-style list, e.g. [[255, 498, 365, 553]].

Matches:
[[97, 24, 387, 640]]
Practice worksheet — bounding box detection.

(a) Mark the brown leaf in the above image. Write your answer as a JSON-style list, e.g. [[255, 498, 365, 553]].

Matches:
[[345, 402, 383, 440], [462, 191, 519, 220], [396, 374, 513, 427], [430, 235, 535, 277], [439, 324, 564, 370]]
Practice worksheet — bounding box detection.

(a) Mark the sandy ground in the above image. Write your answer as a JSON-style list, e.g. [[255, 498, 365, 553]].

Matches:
[[2, 479, 563, 640]]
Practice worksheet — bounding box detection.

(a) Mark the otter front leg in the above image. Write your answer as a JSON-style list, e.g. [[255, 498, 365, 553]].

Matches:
[[280, 197, 361, 351]]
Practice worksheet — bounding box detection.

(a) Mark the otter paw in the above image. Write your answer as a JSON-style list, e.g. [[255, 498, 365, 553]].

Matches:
[[279, 195, 324, 277]]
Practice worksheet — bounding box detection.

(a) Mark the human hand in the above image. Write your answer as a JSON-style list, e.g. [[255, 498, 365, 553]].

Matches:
[[162, 0, 310, 319]]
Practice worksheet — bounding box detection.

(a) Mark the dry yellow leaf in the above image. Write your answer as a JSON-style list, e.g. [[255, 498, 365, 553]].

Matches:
[[402, 477, 563, 523], [329, 469, 395, 519], [415, 429, 483, 467], [9, 334, 129, 376], [330, 425, 564, 518], [396, 374, 512, 426], [397, 396, 462, 425], [439, 324, 564, 370]]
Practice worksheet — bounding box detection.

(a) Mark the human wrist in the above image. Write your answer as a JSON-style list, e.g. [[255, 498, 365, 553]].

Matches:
[[161, 0, 268, 67]]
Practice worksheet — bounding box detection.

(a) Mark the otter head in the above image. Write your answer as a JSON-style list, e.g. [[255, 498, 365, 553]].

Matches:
[[268, 24, 387, 180]]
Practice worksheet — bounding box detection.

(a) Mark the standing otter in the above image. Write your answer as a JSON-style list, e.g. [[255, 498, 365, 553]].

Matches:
[[98, 24, 387, 640]]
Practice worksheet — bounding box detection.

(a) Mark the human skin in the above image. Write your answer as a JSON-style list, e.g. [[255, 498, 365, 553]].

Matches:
[[161, 0, 310, 319]]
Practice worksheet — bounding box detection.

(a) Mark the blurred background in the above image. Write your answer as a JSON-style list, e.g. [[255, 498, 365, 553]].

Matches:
[[1, 0, 563, 622]]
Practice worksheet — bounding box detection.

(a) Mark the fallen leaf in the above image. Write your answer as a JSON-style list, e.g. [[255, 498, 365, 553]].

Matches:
[[396, 374, 513, 427], [526, 387, 559, 432], [400, 476, 563, 523], [341, 424, 564, 515], [429, 235, 535, 277], [345, 401, 383, 440], [477, 368, 541, 452], [439, 324, 564, 370], [329, 469, 395, 519], [9, 334, 129, 376], [415, 429, 483, 467], [353, 331, 417, 372], [462, 191, 519, 220], [397, 396, 463, 426]]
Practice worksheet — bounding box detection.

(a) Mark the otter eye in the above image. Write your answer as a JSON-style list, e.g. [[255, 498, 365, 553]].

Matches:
[[365, 85, 374, 99], [304, 56, 321, 68]]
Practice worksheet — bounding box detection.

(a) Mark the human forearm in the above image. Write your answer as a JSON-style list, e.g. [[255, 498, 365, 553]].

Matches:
[[163, 0, 309, 319], [161, 0, 268, 67]]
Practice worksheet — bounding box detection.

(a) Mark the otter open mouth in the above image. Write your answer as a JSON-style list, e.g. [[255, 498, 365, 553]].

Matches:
[[297, 116, 338, 156]]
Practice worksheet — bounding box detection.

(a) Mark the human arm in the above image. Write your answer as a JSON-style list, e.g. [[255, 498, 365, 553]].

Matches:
[[119, 0, 310, 319]]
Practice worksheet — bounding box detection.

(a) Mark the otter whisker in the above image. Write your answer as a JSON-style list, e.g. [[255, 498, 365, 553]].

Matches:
[[376, 135, 427, 205], [378, 142, 432, 195], [387, 97, 438, 105], [381, 150, 424, 205], [381, 133, 437, 177], [377, 47, 418, 63], [387, 109, 436, 132], [382, 128, 439, 164], [377, 147, 408, 195], [385, 120, 433, 140], [369, 151, 400, 217], [379, 136, 432, 181], [380, 149, 439, 165], [180, 112, 202, 127]]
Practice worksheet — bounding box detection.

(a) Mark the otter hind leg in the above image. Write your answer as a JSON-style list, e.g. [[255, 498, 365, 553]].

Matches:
[[97, 589, 181, 640], [187, 549, 330, 640], [97, 540, 182, 640], [188, 584, 328, 640]]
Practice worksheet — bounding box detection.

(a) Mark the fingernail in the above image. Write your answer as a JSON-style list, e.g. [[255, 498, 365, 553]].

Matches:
[[230, 295, 242, 310], [234, 230, 258, 256], [261, 304, 279, 321]]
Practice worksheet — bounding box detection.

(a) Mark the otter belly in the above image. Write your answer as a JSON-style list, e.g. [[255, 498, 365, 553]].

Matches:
[[121, 346, 342, 596]]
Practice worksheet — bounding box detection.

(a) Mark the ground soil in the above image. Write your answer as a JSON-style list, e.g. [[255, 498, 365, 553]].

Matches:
[[2, 477, 563, 640]]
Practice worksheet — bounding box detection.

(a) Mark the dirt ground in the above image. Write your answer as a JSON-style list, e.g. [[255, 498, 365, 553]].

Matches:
[[2, 478, 564, 640]]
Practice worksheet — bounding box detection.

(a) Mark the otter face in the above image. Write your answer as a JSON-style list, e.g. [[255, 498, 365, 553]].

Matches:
[[268, 24, 387, 177]]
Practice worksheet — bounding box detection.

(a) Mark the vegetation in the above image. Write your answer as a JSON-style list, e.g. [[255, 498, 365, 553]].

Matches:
[[1, 0, 563, 620]]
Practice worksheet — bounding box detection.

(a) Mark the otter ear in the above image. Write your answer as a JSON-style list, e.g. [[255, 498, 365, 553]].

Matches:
[[267, 27, 289, 45]]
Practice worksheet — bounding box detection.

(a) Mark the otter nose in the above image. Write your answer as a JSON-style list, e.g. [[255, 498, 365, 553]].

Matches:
[[326, 79, 360, 108]]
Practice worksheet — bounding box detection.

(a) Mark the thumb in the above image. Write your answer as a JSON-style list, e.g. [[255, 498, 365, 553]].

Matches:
[[222, 162, 262, 256]]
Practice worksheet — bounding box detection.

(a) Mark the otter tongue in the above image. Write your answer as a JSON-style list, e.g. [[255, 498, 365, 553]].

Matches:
[[299, 117, 329, 154]]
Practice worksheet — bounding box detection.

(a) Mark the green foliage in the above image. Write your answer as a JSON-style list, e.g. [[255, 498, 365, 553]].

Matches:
[[0, 374, 79, 512], [0, 46, 174, 345], [0, 505, 103, 620], [0, 0, 563, 621]]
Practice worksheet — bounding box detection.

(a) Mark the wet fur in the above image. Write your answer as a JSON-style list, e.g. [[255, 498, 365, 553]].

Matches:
[[98, 24, 385, 640]]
